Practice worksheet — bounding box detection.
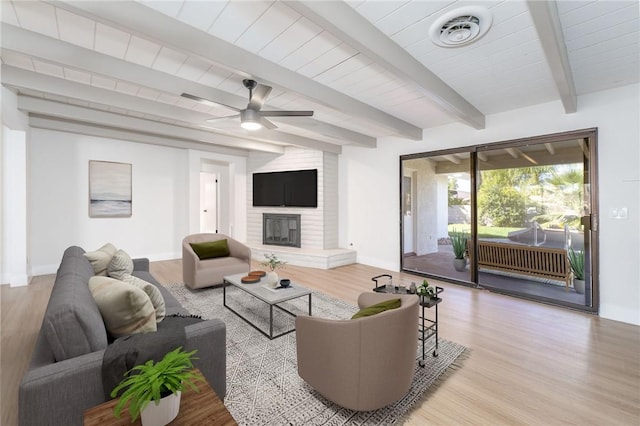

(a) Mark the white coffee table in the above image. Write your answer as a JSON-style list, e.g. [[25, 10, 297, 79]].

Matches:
[[223, 273, 312, 339]]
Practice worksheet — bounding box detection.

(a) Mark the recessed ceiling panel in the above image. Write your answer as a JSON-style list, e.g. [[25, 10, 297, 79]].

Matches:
[[11, 1, 58, 38], [259, 17, 323, 63], [176, 0, 227, 32], [56, 8, 95, 49], [95, 23, 131, 58], [235, 1, 300, 53], [207, 0, 272, 43], [124, 36, 161, 67]]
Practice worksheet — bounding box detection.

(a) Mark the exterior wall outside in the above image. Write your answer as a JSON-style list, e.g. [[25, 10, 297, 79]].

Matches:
[[339, 84, 640, 325]]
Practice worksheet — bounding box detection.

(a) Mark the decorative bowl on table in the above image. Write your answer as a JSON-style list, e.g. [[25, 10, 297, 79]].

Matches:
[[279, 279, 291, 288]]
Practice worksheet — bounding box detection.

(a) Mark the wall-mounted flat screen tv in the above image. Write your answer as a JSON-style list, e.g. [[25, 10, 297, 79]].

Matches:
[[253, 169, 317, 207]]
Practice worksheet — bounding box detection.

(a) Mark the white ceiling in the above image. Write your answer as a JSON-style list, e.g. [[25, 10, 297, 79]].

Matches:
[[1, 0, 638, 155]]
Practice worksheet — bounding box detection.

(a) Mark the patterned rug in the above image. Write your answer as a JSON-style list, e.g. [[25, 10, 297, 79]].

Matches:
[[166, 284, 468, 425]]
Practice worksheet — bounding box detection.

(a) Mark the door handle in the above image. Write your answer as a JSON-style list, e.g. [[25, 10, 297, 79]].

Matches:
[[203, 210, 208, 212]]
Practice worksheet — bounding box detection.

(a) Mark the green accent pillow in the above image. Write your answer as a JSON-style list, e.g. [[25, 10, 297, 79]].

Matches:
[[190, 240, 230, 260], [351, 298, 401, 320]]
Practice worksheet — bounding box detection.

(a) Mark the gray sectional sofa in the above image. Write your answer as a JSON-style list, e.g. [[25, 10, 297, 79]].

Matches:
[[18, 246, 226, 426]]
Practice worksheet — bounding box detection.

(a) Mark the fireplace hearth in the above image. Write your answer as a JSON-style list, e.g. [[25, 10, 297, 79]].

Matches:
[[263, 214, 301, 248]]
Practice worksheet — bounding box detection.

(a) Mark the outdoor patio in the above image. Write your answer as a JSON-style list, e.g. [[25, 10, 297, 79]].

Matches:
[[403, 249, 587, 306]]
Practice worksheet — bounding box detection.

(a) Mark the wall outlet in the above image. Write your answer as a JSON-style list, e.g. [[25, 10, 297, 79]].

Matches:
[[609, 207, 628, 220]]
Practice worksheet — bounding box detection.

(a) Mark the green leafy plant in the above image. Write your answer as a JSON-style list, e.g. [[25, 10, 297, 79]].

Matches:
[[417, 279, 437, 298], [111, 347, 203, 421], [568, 247, 585, 280], [261, 253, 287, 271], [449, 229, 469, 260]]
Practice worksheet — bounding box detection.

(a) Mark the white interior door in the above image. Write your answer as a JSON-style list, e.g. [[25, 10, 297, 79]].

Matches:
[[200, 172, 218, 233]]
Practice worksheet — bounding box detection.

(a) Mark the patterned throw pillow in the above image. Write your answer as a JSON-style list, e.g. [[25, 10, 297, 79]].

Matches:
[[107, 249, 134, 280], [88, 276, 156, 337], [122, 275, 166, 322], [83, 243, 117, 276]]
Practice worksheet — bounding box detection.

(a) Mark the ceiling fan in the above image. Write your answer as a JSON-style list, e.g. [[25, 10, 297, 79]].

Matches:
[[181, 79, 313, 131]]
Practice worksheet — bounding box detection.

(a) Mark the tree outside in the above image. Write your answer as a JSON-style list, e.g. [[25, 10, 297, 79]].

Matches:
[[476, 164, 583, 231]]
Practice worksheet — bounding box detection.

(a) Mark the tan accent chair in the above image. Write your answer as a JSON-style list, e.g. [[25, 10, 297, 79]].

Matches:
[[182, 233, 251, 289], [296, 292, 419, 411]]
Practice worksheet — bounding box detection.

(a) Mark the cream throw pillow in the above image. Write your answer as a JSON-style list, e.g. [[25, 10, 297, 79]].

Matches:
[[107, 249, 134, 280], [107, 249, 166, 323], [84, 243, 117, 276], [88, 276, 156, 337], [123, 275, 166, 323]]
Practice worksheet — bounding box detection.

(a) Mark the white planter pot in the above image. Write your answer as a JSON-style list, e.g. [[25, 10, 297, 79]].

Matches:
[[265, 271, 279, 288], [141, 391, 181, 426], [573, 278, 585, 295]]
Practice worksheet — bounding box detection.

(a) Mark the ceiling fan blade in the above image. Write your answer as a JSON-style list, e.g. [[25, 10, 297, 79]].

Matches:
[[180, 93, 241, 112], [259, 117, 278, 130], [247, 84, 272, 110], [205, 114, 240, 123], [261, 110, 314, 117]]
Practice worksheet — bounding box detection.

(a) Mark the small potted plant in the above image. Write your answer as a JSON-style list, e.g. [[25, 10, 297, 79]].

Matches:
[[417, 279, 437, 303], [261, 253, 287, 288], [111, 346, 203, 426], [568, 247, 585, 294], [450, 228, 469, 272]]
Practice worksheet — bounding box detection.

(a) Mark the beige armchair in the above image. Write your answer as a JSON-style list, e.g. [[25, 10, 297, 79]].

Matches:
[[182, 233, 251, 289], [296, 292, 419, 411]]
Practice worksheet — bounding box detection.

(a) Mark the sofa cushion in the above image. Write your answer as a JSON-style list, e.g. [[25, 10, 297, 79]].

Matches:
[[190, 240, 230, 260], [89, 276, 157, 337], [43, 246, 109, 362], [107, 249, 134, 280], [122, 275, 166, 322], [83, 243, 117, 276], [351, 298, 401, 319]]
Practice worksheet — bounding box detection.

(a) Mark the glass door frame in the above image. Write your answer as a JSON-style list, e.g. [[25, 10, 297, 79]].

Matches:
[[399, 128, 599, 314]]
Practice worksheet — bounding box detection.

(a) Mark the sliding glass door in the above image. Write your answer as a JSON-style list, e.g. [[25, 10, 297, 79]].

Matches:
[[401, 151, 473, 284], [400, 129, 598, 312]]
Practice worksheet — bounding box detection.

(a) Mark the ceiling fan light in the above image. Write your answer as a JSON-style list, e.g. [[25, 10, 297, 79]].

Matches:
[[241, 121, 262, 131], [240, 109, 262, 130]]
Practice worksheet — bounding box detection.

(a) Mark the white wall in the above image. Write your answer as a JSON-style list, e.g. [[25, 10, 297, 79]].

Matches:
[[29, 129, 192, 273], [186, 150, 247, 241], [339, 84, 640, 325], [1, 86, 30, 286], [28, 131, 249, 275]]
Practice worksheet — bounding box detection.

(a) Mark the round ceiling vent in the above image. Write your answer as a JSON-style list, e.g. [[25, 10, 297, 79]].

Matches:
[[429, 6, 493, 48]]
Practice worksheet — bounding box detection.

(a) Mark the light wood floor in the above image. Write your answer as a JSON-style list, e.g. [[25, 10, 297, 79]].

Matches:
[[2, 260, 639, 425]]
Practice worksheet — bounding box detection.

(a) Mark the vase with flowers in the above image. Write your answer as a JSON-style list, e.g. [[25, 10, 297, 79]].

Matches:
[[260, 253, 287, 288]]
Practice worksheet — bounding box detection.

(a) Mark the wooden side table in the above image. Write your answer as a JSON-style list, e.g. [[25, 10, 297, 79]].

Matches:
[[84, 369, 236, 426]]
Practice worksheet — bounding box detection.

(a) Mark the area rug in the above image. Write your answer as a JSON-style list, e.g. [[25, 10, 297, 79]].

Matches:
[[166, 284, 468, 425]]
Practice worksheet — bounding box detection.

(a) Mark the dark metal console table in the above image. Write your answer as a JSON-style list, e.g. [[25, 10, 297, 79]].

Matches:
[[371, 274, 443, 367]]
